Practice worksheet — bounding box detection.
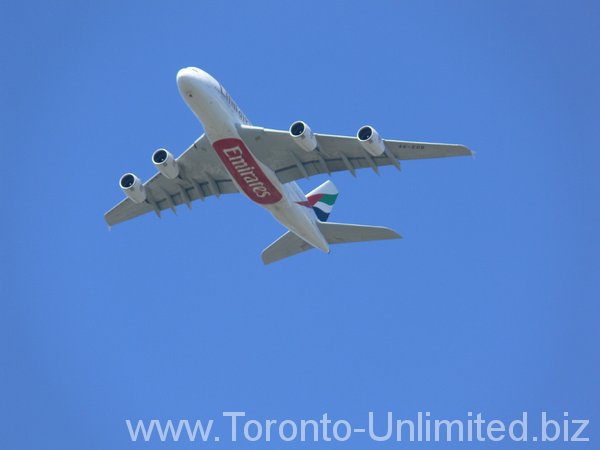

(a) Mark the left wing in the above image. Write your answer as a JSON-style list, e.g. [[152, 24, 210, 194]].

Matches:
[[239, 126, 472, 184], [104, 134, 238, 226]]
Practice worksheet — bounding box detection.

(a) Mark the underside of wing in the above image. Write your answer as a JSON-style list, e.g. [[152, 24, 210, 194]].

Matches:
[[239, 126, 472, 184], [104, 134, 238, 226]]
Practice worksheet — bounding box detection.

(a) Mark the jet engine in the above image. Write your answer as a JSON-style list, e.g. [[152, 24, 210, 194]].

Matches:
[[119, 173, 146, 203], [357, 125, 385, 156], [152, 148, 179, 179], [289, 121, 318, 152]]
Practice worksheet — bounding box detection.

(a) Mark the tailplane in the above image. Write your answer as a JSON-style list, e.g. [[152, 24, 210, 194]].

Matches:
[[261, 222, 401, 265]]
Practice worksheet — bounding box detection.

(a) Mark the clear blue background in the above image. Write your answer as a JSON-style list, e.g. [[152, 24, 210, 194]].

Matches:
[[2, 1, 599, 448]]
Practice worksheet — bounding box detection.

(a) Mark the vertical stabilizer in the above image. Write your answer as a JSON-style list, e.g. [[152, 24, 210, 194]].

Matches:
[[305, 180, 338, 222]]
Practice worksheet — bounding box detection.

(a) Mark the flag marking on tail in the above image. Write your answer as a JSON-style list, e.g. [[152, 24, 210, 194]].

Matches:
[[296, 180, 339, 222], [296, 192, 338, 221]]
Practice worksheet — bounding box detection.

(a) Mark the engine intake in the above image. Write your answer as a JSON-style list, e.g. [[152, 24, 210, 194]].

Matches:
[[357, 125, 385, 156], [152, 148, 179, 179], [289, 121, 317, 152], [120, 173, 146, 203]]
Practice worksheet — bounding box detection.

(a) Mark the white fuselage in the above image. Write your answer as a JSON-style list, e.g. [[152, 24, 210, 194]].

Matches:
[[176, 67, 329, 253]]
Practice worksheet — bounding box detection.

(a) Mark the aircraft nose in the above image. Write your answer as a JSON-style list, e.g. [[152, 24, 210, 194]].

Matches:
[[176, 68, 195, 96]]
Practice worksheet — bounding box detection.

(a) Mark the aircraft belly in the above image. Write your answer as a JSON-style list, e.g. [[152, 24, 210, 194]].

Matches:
[[268, 200, 329, 253]]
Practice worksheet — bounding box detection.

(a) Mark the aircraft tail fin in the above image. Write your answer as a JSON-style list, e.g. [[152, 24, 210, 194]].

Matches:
[[261, 222, 401, 265], [305, 180, 338, 222]]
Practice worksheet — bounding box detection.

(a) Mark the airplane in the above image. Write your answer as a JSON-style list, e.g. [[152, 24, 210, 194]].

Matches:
[[105, 67, 472, 264]]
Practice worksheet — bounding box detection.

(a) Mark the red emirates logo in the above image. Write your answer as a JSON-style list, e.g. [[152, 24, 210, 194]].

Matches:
[[213, 138, 282, 204]]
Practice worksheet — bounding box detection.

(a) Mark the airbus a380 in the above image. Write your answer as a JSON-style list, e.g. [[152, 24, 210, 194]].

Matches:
[[105, 67, 472, 264]]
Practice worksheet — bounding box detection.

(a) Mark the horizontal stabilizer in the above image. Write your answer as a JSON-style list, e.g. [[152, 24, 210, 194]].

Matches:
[[261, 222, 401, 265], [317, 221, 401, 244]]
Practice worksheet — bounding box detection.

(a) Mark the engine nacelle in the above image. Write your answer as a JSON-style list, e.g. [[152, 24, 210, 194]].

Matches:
[[152, 148, 179, 179], [357, 125, 385, 156], [289, 121, 317, 152], [120, 173, 146, 203]]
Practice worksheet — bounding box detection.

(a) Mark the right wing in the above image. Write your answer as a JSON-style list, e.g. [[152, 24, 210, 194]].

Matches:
[[104, 134, 238, 226], [239, 126, 472, 184]]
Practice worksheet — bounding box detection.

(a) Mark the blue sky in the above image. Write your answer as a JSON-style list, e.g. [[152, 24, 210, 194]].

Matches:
[[2, 1, 599, 448]]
